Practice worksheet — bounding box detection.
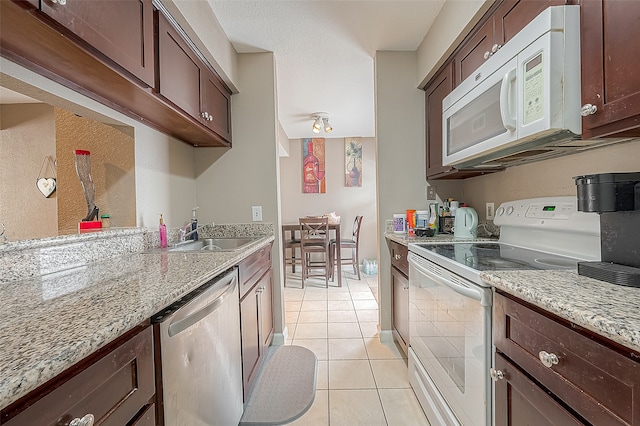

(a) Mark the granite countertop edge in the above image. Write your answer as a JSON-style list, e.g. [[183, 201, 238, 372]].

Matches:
[[0, 235, 274, 410], [482, 269, 640, 354]]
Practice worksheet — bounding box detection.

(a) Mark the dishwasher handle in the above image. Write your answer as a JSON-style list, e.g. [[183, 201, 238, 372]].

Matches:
[[156, 270, 238, 337]]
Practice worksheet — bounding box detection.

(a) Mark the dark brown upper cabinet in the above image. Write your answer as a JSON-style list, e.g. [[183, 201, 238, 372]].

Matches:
[[157, 12, 232, 145], [453, 0, 568, 86], [580, 0, 640, 139], [39, 0, 155, 87]]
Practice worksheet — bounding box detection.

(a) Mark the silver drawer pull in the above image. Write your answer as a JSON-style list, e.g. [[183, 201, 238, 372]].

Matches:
[[490, 368, 504, 381], [394, 254, 402, 260], [70, 414, 94, 426], [580, 103, 597, 116], [539, 350, 559, 368]]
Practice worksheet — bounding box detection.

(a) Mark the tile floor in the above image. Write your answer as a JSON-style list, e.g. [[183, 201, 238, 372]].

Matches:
[[282, 268, 430, 426]]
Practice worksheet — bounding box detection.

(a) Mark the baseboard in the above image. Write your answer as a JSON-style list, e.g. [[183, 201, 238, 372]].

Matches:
[[272, 328, 288, 346], [379, 329, 393, 344]]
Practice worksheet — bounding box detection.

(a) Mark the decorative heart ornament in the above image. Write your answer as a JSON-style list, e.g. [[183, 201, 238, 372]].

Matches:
[[36, 177, 56, 198]]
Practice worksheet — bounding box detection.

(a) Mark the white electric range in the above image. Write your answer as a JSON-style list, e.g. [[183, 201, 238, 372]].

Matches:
[[407, 197, 601, 426]]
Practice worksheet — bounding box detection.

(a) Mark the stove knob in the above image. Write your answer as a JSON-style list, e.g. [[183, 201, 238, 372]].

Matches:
[[506, 206, 514, 215], [496, 207, 505, 216]]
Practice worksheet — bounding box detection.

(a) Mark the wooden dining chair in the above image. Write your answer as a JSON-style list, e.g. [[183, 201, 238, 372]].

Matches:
[[330, 215, 363, 280], [282, 227, 301, 287], [299, 216, 331, 288]]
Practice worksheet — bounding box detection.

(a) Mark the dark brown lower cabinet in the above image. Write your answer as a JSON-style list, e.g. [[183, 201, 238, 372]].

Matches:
[[494, 353, 584, 425], [239, 245, 274, 401], [391, 266, 409, 354], [1, 324, 155, 426], [494, 292, 640, 425]]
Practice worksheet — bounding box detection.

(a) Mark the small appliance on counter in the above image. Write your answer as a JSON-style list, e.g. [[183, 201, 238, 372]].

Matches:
[[574, 172, 640, 287], [453, 207, 478, 239]]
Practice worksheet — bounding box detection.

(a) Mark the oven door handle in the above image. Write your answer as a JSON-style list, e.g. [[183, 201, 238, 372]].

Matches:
[[408, 253, 490, 306]]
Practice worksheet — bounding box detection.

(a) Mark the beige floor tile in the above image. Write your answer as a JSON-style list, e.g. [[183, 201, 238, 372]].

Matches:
[[356, 309, 379, 323], [284, 289, 305, 302], [327, 292, 352, 301], [301, 300, 328, 311], [370, 359, 410, 388], [348, 283, 371, 292], [328, 360, 376, 389], [353, 299, 379, 310], [364, 337, 404, 360], [285, 324, 296, 342], [286, 389, 329, 425], [285, 310, 300, 324], [329, 389, 387, 426], [316, 360, 328, 389], [350, 291, 376, 300], [294, 323, 328, 339], [303, 290, 328, 301], [328, 322, 362, 339], [285, 300, 302, 313], [328, 338, 368, 360], [328, 300, 354, 311], [359, 321, 380, 338], [292, 339, 328, 361], [328, 310, 358, 323], [298, 310, 328, 323], [378, 388, 430, 425]]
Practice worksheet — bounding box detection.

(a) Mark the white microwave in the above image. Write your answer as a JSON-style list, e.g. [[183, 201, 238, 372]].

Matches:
[[442, 6, 582, 169]]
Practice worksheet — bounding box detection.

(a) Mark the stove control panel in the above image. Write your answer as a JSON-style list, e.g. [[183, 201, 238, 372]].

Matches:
[[494, 196, 599, 231], [525, 202, 574, 219]]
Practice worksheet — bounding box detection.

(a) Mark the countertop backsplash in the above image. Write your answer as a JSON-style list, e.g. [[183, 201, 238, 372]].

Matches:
[[0, 223, 275, 285]]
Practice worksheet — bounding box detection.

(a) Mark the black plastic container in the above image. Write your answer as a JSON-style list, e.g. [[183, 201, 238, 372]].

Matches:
[[573, 172, 640, 213]]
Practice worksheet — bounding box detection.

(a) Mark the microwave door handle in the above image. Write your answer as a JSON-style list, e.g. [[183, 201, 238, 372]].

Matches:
[[500, 68, 517, 131]]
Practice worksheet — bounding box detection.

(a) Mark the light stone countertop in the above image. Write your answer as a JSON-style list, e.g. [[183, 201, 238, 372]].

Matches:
[[482, 270, 640, 354], [0, 233, 274, 410]]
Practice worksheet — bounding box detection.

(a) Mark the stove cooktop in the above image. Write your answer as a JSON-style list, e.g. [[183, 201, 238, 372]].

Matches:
[[413, 242, 580, 272]]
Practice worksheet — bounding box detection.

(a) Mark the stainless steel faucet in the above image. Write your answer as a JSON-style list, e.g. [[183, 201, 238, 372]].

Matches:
[[178, 223, 198, 242]]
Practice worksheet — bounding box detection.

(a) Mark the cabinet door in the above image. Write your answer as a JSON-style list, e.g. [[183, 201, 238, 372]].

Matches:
[[494, 0, 566, 46], [453, 18, 494, 86], [494, 353, 584, 426], [201, 68, 232, 143], [425, 63, 455, 178], [40, 0, 154, 87], [259, 271, 274, 349], [3, 326, 154, 425], [157, 12, 203, 122], [581, 0, 640, 138], [391, 267, 409, 352], [240, 287, 261, 401]]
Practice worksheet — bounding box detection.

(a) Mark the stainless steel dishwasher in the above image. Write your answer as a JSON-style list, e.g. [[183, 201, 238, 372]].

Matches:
[[152, 268, 243, 426]]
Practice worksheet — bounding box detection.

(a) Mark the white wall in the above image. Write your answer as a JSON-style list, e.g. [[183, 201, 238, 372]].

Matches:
[[375, 51, 428, 333], [279, 137, 378, 262], [195, 52, 286, 341]]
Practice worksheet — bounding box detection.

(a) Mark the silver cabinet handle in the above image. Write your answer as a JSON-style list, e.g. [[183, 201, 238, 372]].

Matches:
[[402, 286, 409, 291], [539, 350, 559, 368], [70, 414, 94, 426], [51, 0, 67, 4], [484, 51, 491, 60], [490, 368, 504, 381], [394, 254, 402, 260], [208, 114, 213, 121], [491, 43, 501, 53], [581, 104, 598, 116]]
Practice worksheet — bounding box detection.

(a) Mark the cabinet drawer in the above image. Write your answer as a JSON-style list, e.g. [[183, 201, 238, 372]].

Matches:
[[494, 292, 640, 425], [389, 241, 408, 275], [239, 245, 272, 298], [2, 325, 155, 425]]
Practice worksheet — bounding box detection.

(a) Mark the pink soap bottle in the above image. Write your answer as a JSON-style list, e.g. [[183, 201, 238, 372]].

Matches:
[[159, 214, 168, 248]]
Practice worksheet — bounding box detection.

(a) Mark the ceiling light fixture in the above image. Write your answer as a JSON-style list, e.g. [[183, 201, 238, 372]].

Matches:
[[312, 112, 332, 134]]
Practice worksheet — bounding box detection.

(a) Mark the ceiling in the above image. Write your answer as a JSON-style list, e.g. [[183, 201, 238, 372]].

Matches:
[[208, 0, 446, 140]]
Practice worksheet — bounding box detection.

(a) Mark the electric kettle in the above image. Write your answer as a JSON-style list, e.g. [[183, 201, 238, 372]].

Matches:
[[453, 207, 478, 239]]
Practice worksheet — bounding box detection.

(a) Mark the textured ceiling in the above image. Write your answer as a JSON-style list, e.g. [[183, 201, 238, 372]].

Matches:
[[208, 0, 446, 139]]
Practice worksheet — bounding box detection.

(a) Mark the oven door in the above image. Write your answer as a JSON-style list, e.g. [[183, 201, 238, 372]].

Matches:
[[408, 253, 492, 426]]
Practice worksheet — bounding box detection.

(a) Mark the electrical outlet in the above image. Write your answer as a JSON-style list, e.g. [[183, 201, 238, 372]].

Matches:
[[427, 185, 436, 200], [486, 202, 495, 220], [252, 206, 262, 222]]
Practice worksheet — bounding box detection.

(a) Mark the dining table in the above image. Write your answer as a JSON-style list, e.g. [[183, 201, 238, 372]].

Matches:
[[281, 222, 342, 287]]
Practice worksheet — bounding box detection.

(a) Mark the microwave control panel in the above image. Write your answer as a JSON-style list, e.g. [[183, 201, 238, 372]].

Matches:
[[523, 52, 544, 125]]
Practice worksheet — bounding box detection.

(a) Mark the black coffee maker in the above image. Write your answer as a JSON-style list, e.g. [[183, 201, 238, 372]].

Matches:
[[573, 172, 640, 287]]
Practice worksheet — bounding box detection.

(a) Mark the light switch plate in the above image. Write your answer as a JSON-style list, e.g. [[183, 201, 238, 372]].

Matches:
[[252, 206, 262, 221], [427, 185, 436, 200]]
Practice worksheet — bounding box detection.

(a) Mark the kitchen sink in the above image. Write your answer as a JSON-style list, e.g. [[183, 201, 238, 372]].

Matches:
[[168, 237, 260, 252]]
